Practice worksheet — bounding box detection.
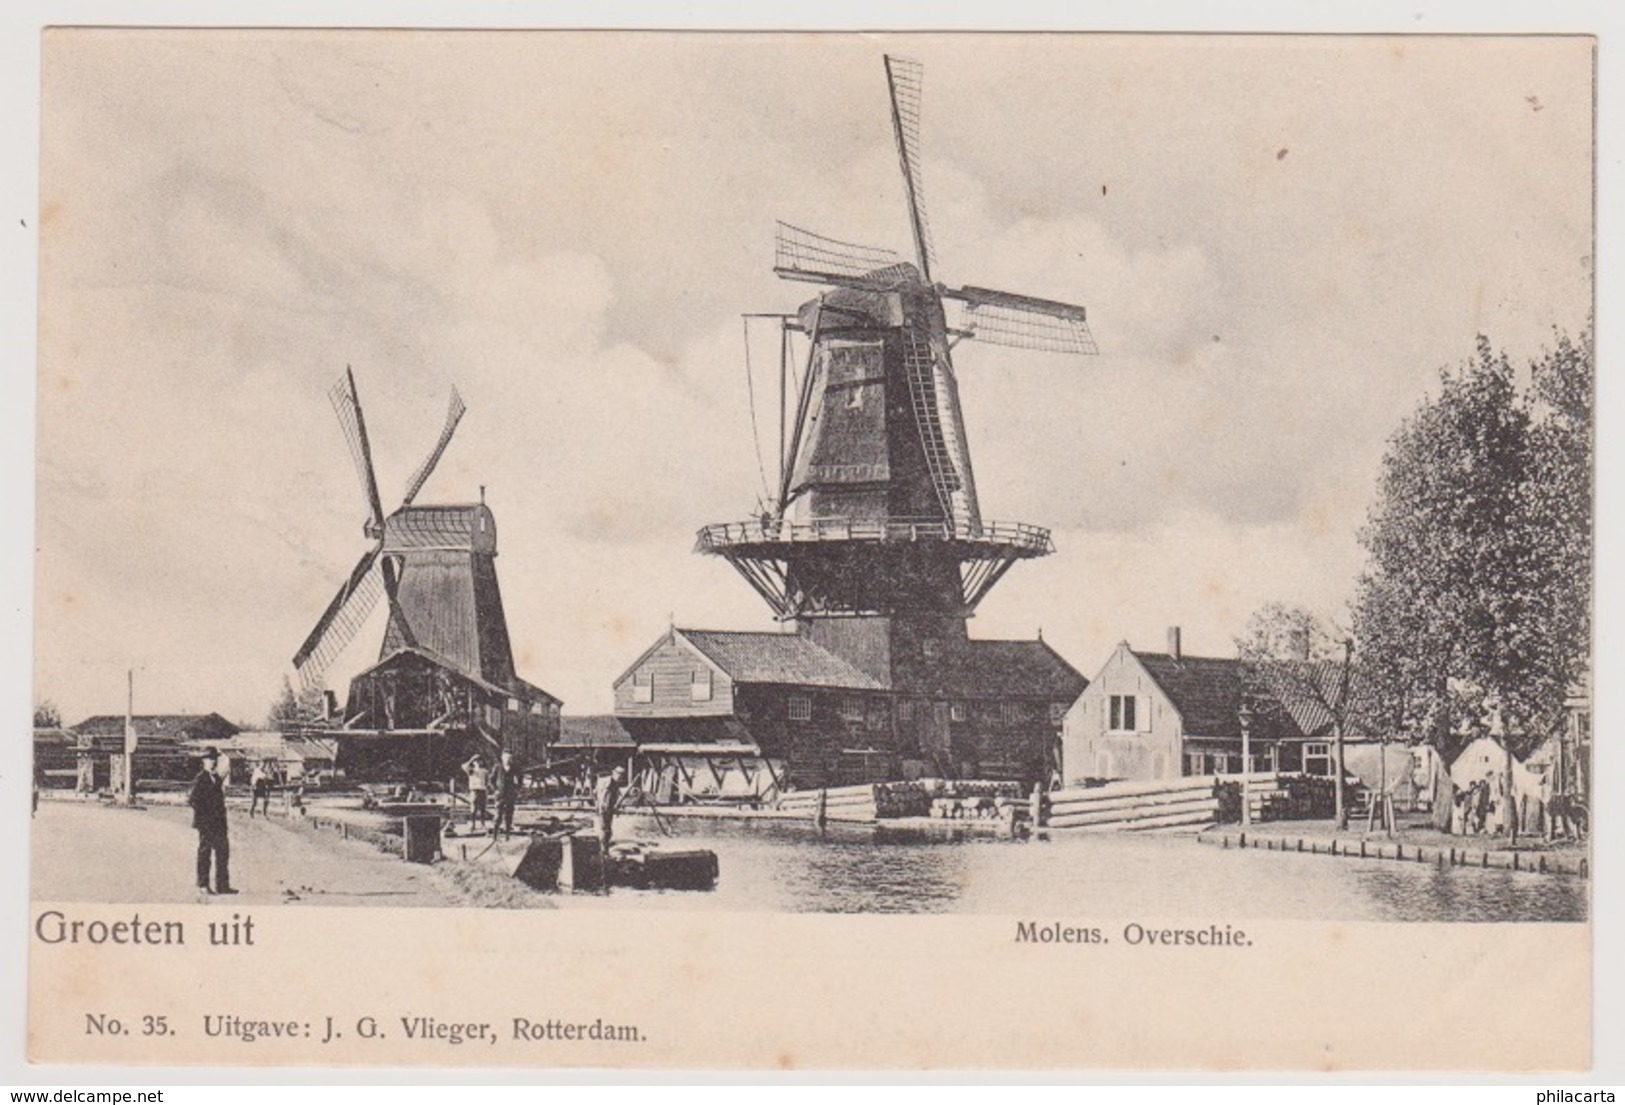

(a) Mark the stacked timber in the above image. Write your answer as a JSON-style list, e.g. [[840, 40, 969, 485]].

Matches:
[[778, 783, 880, 822], [1048, 776, 1227, 832], [777, 781, 934, 821]]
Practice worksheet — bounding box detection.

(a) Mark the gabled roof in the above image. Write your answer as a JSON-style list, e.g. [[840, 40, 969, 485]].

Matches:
[[909, 638, 1088, 700], [678, 629, 885, 690], [557, 715, 637, 749], [353, 645, 558, 704], [72, 713, 240, 742]]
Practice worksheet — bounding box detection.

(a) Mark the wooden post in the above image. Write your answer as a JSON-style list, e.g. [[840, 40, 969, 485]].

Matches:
[[1030, 783, 1044, 834], [1239, 702, 1254, 829], [813, 788, 827, 829], [120, 669, 135, 808]]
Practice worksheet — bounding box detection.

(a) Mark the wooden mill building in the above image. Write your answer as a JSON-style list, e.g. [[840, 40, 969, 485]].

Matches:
[[614, 626, 1084, 801]]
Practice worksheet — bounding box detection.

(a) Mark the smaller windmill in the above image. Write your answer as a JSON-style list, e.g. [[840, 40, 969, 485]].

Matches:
[[292, 370, 557, 778]]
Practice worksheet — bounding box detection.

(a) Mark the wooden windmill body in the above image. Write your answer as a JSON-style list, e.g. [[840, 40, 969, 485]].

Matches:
[[699, 56, 1098, 695], [292, 371, 558, 782]]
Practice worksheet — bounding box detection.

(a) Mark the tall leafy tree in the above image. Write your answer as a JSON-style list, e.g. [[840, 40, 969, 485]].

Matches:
[[1353, 331, 1592, 776]]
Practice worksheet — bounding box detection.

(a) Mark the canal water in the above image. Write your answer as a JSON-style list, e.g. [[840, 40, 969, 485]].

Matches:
[[578, 816, 1587, 922]]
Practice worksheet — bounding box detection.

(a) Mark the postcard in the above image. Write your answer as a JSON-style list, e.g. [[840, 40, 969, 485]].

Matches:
[[26, 28, 1595, 1071]]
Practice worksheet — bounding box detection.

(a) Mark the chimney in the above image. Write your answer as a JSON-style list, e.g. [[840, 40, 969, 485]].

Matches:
[[1167, 626, 1182, 662]]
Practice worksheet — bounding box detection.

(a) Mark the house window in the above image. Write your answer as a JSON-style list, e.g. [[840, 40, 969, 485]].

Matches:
[[1108, 694, 1138, 732], [840, 698, 864, 722], [1303, 741, 1332, 777], [507, 697, 521, 712], [691, 669, 713, 702], [922, 638, 940, 659], [949, 703, 967, 723], [1186, 752, 1207, 776], [846, 386, 864, 409], [631, 673, 653, 704], [1213, 753, 1233, 775], [867, 704, 889, 732], [897, 699, 915, 723], [788, 695, 812, 722], [1001, 702, 1022, 727]]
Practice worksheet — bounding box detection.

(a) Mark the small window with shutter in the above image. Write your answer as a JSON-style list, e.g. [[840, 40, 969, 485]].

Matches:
[[632, 672, 653, 704], [691, 669, 713, 702]]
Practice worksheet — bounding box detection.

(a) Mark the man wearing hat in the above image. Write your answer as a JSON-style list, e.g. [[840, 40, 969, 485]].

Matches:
[[188, 746, 235, 895]]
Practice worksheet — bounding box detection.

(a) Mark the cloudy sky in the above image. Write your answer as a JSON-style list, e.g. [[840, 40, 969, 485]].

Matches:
[[33, 31, 1592, 725]]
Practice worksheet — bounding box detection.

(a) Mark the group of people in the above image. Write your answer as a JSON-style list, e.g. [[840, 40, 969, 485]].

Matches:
[[183, 743, 636, 897], [1450, 772, 1587, 841], [460, 754, 628, 848], [459, 750, 521, 837]]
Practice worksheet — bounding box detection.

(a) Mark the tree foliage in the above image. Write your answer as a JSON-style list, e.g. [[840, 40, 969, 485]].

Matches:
[[33, 699, 62, 728], [1352, 331, 1592, 760], [261, 679, 318, 728]]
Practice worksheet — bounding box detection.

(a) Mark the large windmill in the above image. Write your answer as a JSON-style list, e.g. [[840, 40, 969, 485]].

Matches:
[[698, 55, 1097, 688], [292, 370, 558, 780]]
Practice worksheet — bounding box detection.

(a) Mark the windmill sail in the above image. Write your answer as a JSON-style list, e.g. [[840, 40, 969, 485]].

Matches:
[[330, 370, 385, 534], [946, 286, 1099, 355], [774, 222, 904, 287], [292, 547, 385, 691], [884, 55, 935, 281], [402, 386, 466, 505]]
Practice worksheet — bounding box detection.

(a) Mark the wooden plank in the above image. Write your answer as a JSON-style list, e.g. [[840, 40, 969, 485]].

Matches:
[[1055, 808, 1217, 833], [1050, 775, 1218, 804], [1048, 796, 1219, 829], [1049, 787, 1227, 817]]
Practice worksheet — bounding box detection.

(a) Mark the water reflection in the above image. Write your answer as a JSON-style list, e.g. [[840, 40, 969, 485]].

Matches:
[[577, 815, 1587, 922]]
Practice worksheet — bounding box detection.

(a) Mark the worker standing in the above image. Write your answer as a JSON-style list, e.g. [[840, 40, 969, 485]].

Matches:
[[462, 754, 491, 832], [595, 766, 628, 851], [493, 750, 519, 837]]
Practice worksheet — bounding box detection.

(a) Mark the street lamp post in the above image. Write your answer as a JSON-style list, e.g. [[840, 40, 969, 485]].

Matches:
[[1239, 699, 1254, 829]]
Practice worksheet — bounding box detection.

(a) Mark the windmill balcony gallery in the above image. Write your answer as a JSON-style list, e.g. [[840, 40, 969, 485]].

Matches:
[[694, 517, 1054, 555]]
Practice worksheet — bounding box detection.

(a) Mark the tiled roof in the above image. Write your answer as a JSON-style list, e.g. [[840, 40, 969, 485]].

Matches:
[[1251, 659, 1390, 738], [909, 639, 1088, 700], [1134, 653, 1250, 739], [679, 630, 885, 690], [557, 715, 638, 749], [1133, 652, 1388, 741]]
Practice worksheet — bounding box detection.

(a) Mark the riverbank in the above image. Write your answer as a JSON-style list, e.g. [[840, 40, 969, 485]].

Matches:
[[1198, 817, 1588, 878], [30, 795, 553, 908]]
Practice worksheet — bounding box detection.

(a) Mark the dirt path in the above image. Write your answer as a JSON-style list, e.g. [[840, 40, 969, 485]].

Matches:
[[31, 798, 460, 907]]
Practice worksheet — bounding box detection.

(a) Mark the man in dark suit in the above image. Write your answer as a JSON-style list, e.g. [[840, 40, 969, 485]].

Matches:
[[189, 746, 235, 894], [493, 749, 519, 837]]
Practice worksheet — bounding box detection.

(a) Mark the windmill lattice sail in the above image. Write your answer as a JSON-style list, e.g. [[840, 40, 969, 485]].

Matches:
[[885, 55, 936, 278], [294, 556, 385, 693], [947, 291, 1100, 355], [775, 222, 904, 285]]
